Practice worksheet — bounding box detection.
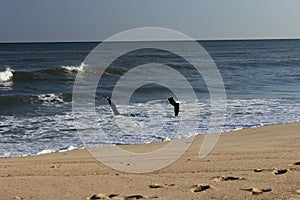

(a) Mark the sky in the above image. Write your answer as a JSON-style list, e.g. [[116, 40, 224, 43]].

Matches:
[[0, 0, 300, 42]]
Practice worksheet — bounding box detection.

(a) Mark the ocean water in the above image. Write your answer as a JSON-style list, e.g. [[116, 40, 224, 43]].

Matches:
[[0, 40, 300, 157]]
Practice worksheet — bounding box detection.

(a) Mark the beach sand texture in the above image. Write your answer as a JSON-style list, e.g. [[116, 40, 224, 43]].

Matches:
[[0, 122, 299, 200]]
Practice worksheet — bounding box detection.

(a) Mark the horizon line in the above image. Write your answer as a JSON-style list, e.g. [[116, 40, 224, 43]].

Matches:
[[0, 37, 300, 44]]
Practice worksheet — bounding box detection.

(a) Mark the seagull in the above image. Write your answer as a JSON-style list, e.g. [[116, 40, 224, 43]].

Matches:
[[168, 97, 179, 116], [107, 96, 180, 117], [106, 97, 137, 117]]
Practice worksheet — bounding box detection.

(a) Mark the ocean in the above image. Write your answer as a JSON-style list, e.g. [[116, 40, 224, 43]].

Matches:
[[0, 40, 300, 157]]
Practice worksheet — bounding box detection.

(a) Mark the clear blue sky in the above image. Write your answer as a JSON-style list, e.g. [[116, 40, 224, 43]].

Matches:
[[1, 0, 300, 42]]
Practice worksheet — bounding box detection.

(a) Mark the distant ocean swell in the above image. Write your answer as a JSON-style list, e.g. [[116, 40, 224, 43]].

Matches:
[[0, 63, 145, 86], [0, 63, 84, 83]]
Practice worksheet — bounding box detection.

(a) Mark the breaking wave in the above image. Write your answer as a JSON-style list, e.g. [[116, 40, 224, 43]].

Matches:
[[0, 67, 14, 82]]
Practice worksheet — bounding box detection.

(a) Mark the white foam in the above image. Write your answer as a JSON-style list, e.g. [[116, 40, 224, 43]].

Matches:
[[1, 98, 300, 158], [59, 145, 77, 152], [37, 93, 64, 104], [61, 62, 86, 72], [0, 67, 13, 82], [37, 149, 54, 155]]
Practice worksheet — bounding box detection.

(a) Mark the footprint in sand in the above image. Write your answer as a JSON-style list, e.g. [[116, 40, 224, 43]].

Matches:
[[148, 183, 175, 189], [254, 168, 290, 175], [213, 175, 245, 182], [240, 188, 272, 195], [88, 193, 110, 200], [191, 184, 215, 193], [123, 195, 147, 200], [293, 161, 300, 166], [254, 168, 271, 173], [272, 168, 289, 175], [87, 193, 151, 200], [149, 184, 164, 189]]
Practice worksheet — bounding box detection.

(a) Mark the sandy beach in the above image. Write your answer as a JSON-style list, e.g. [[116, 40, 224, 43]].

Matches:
[[0, 122, 300, 200]]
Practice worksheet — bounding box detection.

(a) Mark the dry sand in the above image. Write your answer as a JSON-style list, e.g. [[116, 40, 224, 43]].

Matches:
[[0, 122, 300, 200]]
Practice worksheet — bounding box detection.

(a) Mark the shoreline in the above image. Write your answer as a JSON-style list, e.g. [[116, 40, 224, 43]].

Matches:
[[0, 122, 300, 199], [2, 120, 299, 160]]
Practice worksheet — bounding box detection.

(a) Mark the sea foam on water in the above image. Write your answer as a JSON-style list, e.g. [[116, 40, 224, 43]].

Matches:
[[0, 67, 13, 82]]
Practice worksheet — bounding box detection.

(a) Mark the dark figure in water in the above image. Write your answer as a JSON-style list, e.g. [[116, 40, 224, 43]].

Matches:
[[168, 97, 179, 116], [107, 96, 179, 117], [106, 97, 137, 117], [106, 97, 121, 115]]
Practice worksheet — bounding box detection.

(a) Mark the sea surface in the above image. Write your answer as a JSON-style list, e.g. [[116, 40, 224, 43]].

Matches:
[[0, 40, 300, 157]]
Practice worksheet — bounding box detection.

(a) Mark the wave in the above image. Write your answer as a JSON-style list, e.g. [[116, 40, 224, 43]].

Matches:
[[61, 62, 87, 73], [61, 62, 128, 76], [1, 63, 195, 84], [0, 67, 14, 82], [5, 64, 87, 83], [0, 93, 72, 107]]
